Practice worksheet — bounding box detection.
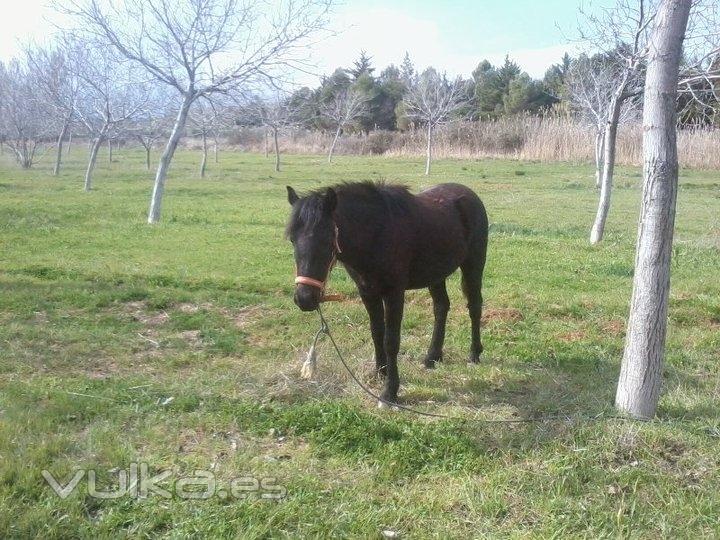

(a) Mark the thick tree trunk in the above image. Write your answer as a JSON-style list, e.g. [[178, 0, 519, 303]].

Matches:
[[53, 118, 70, 176], [590, 96, 622, 244], [84, 135, 105, 192], [200, 131, 208, 178], [594, 131, 605, 189], [425, 123, 433, 176], [148, 95, 193, 224], [328, 126, 341, 163], [273, 127, 280, 172], [615, 0, 690, 420]]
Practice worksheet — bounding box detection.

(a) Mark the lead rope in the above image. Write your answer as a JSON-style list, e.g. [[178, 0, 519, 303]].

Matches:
[[314, 306, 627, 424]]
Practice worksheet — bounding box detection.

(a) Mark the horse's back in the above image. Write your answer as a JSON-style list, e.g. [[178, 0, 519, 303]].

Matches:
[[417, 183, 487, 236]]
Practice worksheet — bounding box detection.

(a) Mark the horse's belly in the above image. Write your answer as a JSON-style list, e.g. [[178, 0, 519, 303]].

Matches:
[[405, 248, 465, 289]]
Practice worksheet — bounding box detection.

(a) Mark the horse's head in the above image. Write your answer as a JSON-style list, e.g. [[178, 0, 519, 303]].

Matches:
[[285, 186, 338, 311]]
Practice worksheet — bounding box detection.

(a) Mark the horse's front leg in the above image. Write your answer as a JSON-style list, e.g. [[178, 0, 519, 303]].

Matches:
[[360, 291, 386, 377], [424, 280, 449, 368], [380, 289, 405, 405]]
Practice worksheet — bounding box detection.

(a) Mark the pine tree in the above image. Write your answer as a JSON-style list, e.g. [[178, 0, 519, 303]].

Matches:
[[350, 50, 374, 79]]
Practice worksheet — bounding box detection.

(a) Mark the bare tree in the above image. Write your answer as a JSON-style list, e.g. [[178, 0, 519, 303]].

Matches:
[[25, 44, 81, 176], [61, 0, 332, 223], [320, 87, 368, 163], [248, 92, 298, 171], [580, 0, 720, 244], [403, 68, 468, 175], [133, 115, 169, 171], [677, 2, 720, 123], [566, 56, 640, 188], [188, 99, 230, 178], [71, 42, 146, 191], [129, 86, 174, 170], [579, 0, 654, 244], [0, 60, 52, 168], [615, 0, 691, 419]]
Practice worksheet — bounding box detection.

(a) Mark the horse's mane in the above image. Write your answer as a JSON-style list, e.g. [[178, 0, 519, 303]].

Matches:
[[286, 181, 413, 238], [335, 181, 413, 214]]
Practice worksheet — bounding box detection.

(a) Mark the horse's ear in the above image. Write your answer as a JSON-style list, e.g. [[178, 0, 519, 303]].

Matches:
[[324, 188, 337, 213], [286, 186, 299, 205]]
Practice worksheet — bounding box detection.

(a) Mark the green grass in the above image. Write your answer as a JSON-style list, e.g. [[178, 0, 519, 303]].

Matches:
[[1, 147, 719, 538]]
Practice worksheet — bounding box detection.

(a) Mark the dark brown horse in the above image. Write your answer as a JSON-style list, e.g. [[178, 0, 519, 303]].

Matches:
[[286, 182, 488, 405]]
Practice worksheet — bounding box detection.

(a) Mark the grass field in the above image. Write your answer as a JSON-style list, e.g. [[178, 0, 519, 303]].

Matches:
[[1, 147, 719, 538]]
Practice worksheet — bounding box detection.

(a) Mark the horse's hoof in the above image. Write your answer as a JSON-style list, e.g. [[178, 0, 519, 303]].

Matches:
[[423, 360, 436, 369], [377, 400, 399, 411]]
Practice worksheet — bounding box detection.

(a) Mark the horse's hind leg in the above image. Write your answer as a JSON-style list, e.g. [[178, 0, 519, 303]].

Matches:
[[424, 280, 449, 369], [461, 244, 487, 364]]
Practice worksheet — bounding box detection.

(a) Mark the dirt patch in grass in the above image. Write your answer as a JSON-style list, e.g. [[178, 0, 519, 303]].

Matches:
[[176, 301, 268, 329], [482, 308, 524, 325], [556, 330, 588, 342], [118, 300, 169, 326], [85, 360, 120, 380], [232, 305, 267, 329], [179, 330, 203, 348], [177, 302, 213, 314], [602, 319, 626, 337]]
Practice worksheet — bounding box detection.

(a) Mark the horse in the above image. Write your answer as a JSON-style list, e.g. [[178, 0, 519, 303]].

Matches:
[[285, 181, 489, 405]]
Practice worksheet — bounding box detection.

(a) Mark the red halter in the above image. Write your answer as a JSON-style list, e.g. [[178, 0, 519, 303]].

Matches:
[[294, 224, 342, 301]]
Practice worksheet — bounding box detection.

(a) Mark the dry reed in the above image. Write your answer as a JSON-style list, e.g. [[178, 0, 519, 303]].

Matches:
[[216, 116, 720, 169]]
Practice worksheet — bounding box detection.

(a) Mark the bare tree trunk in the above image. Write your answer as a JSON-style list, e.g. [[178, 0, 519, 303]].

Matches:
[[145, 145, 151, 170], [53, 118, 71, 176], [615, 0, 690, 420], [213, 135, 219, 164], [328, 126, 341, 163], [199, 131, 208, 178], [84, 135, 104, 192], [425, 123, 433, 176], [264, 129, 269, 158], [273, 127, 280, 172], [594, 131, 605, 189], [66, 132, 72, 156], [148, 96, 192, 224], [590, 96, 622, 244], [108, 138, 113, 163]]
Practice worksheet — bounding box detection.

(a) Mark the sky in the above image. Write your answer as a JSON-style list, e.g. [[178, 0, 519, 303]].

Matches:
[[0, 0, 595, 83]]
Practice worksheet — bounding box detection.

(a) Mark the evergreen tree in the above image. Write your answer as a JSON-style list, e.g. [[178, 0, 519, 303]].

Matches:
[[400, 52, 415, 86], [350, 50, 374, 79]]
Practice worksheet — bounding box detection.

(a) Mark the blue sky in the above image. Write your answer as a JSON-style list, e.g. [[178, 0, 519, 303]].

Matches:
[[0, 0, 596, 82], [304, 0, 593, 83]]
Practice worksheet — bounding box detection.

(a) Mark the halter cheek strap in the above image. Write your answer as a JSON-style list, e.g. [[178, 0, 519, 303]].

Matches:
[[294, 224, 342, 297]]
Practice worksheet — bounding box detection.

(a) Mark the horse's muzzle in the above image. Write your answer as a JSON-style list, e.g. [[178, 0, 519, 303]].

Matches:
[[294, 284, 321, 311]]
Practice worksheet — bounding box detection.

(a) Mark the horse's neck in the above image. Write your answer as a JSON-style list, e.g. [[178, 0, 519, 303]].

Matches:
[[334, 201, 387, 270]]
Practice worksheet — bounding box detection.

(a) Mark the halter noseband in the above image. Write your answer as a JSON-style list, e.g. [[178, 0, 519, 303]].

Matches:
[[294, 224, 342, 295]]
